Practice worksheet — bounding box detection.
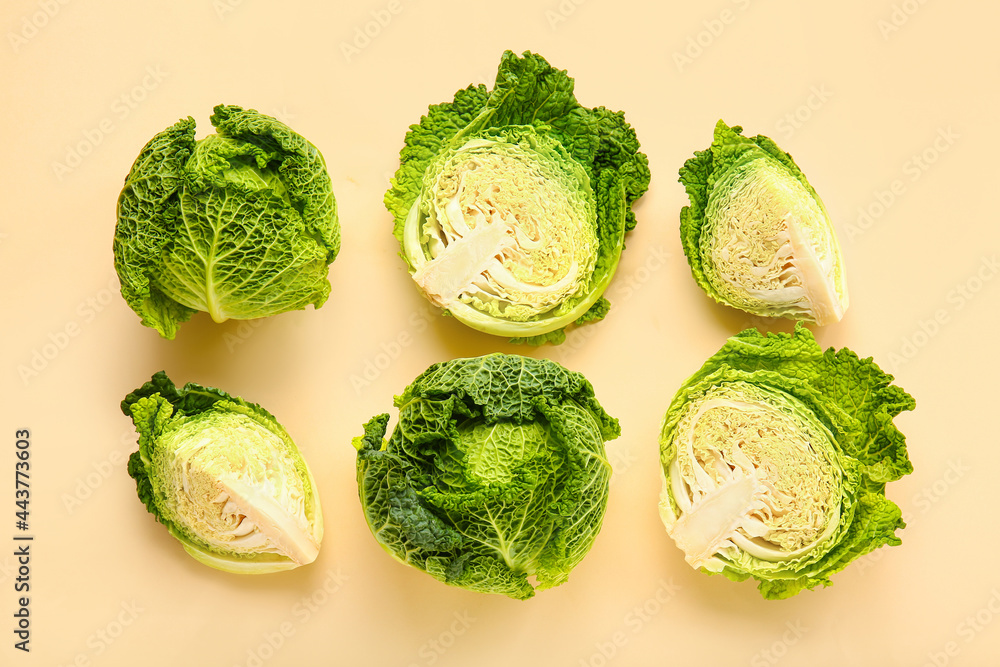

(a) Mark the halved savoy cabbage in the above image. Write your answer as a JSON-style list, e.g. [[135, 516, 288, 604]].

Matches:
[[385, 50, 650, 345], [658, 325, 914, 599]]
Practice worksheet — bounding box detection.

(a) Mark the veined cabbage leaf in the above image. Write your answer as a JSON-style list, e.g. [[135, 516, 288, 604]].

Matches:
[[679, 120, 848, 325], [353, 353, 619, 599], [658, 325, 914, 599], [122, 372, 324, 574], [386, 50, 650, 345], [114, 104, 340, 339]]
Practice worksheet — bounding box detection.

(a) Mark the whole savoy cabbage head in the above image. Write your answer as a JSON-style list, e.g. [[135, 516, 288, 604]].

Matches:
[[114, 104, 340, 338], [354, 353, 619, 599]]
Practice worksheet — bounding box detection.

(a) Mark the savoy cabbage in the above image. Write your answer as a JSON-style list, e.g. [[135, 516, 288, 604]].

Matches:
[[658, 325, 914, 599], [354, 353, 619, 599], [679, 121, 848, 325], [386, 51, 650, 345], [114, 104, 340, 339], [123, 372, 324, 574]]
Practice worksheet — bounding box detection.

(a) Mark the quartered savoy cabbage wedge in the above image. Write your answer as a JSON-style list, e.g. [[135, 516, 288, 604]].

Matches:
[[122, 372, 324, 574], [386, 50, 650, 345], [658, 325, 914, 599], [679, 120, 848, 325]]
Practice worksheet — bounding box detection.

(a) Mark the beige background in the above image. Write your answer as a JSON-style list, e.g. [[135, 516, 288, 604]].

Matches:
[[1, 0, 997, 665]]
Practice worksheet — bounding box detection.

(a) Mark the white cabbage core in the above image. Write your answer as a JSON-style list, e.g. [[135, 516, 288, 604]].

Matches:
[[155, 413, 319, 566], [408, 137, 596, 323], [659, 383, 841, 572], [702, 156, 848, 325]]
